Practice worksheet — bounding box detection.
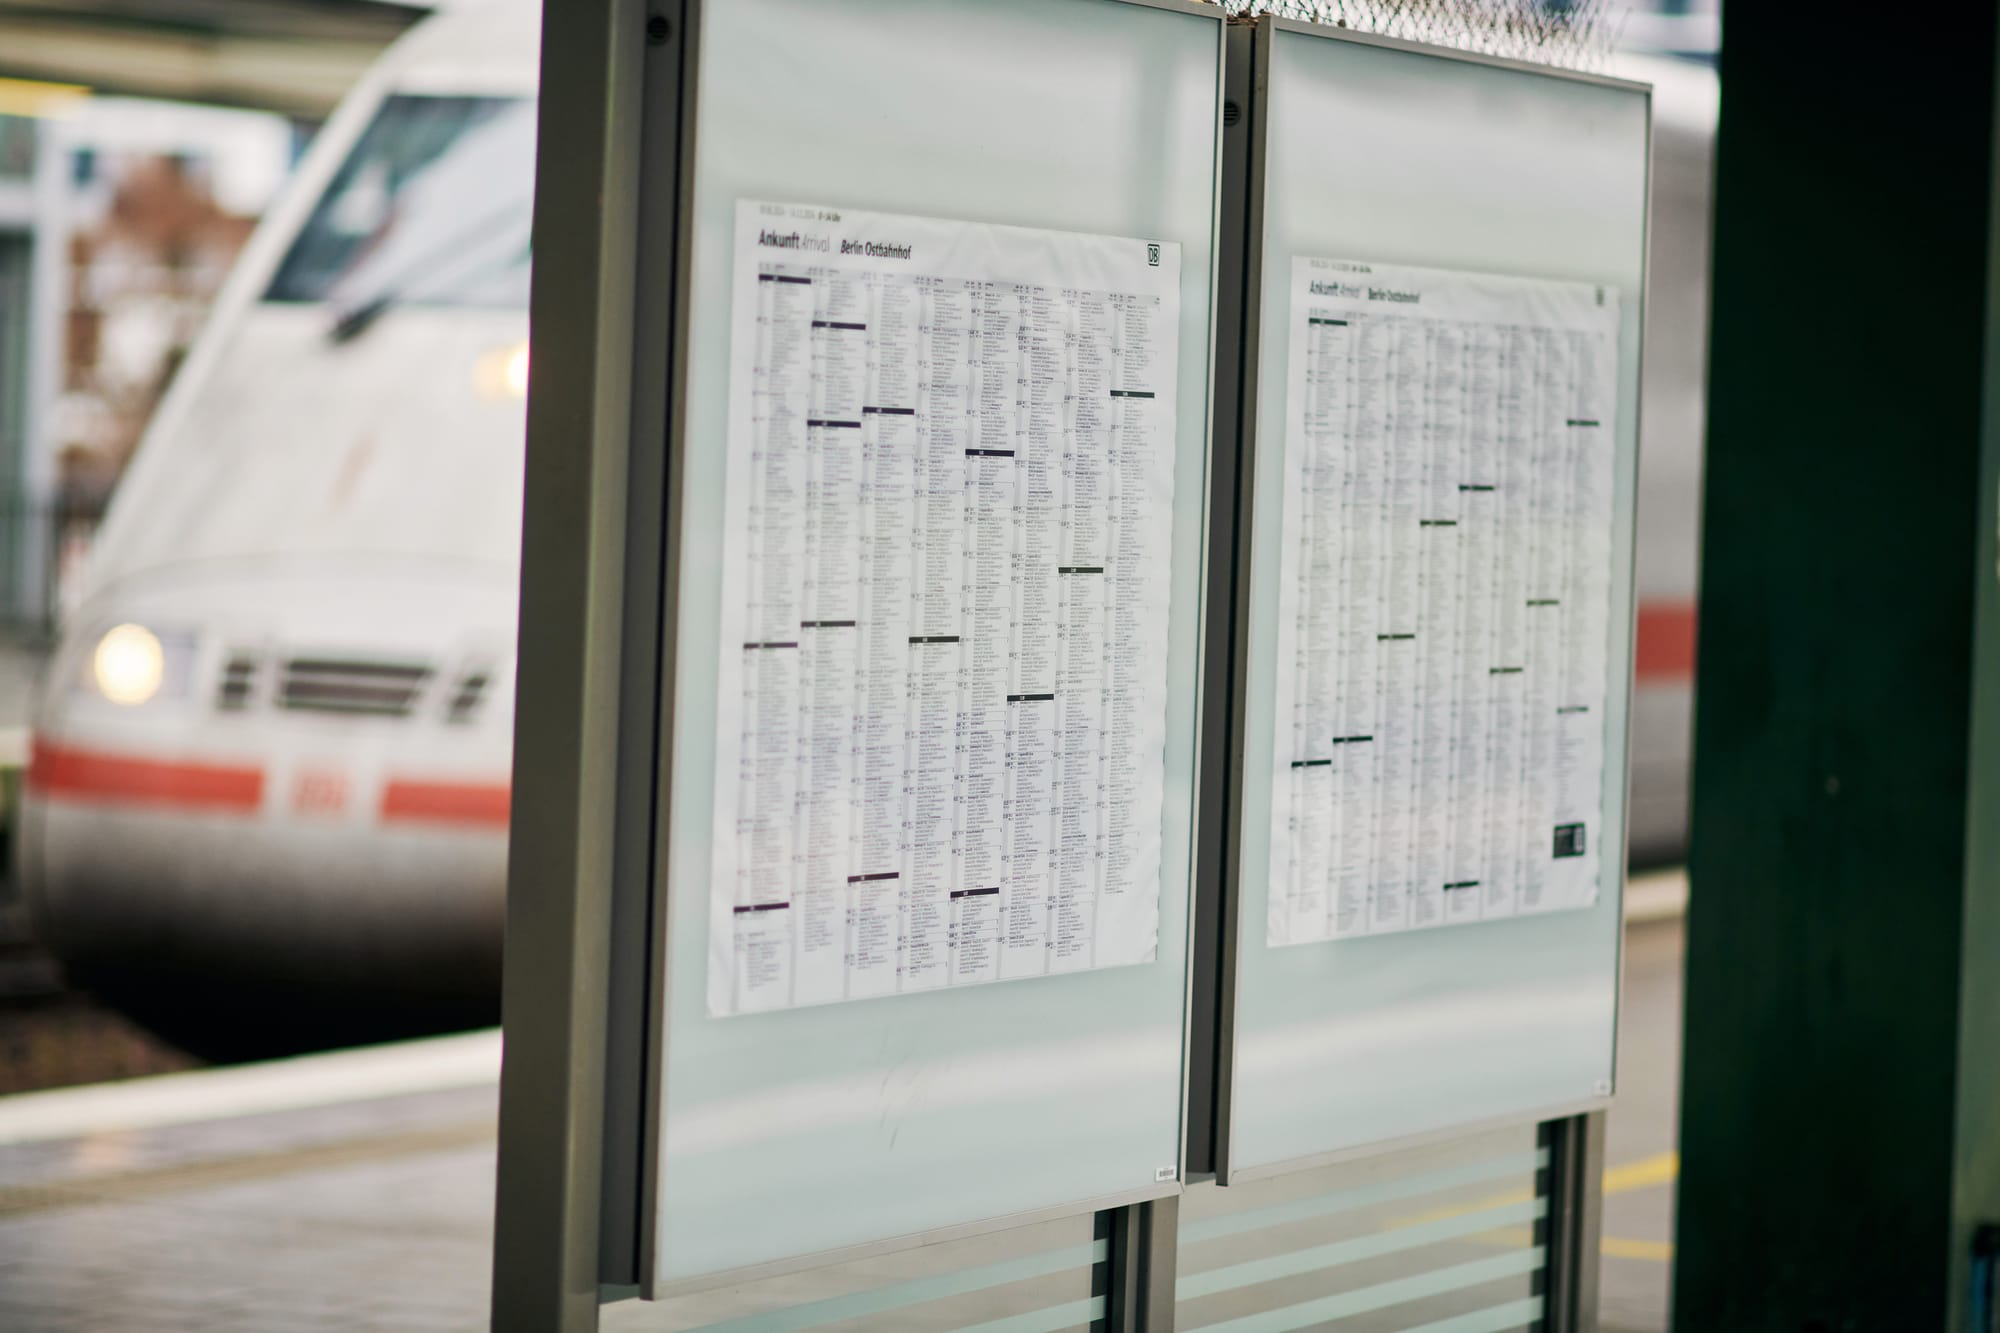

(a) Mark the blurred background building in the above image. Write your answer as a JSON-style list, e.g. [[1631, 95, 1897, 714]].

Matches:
[[47, 100, 291, 617], [0, 0, 426, 644], [0, 97, 283, 636]]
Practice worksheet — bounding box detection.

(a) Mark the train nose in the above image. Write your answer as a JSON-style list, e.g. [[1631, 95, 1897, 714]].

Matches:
[[20, 575, 516, 1056], [23, 748, 511, 983]]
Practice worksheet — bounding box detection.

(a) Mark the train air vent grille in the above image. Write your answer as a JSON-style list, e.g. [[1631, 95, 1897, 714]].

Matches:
[[278, 657, 431, 718], [445, 669, 493, 725], [217, 654, 258, 711]]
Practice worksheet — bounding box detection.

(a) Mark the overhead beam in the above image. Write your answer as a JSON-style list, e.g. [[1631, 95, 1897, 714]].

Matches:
[[0, 2, 425, 116]]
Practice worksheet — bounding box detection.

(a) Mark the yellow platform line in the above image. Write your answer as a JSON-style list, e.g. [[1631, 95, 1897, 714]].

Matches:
[[1385, 1150, 1681, 1266], [1443, 1226, 1674, 1263], [1602, 1236, 1674, 1262], [1603, 1151, 1678, 1195], [1599, 1152, 1679, 1263], [1395, 1148, 1681, 1228]]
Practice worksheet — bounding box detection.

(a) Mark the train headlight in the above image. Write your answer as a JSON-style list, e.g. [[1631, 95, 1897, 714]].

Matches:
[[84, 624, 196, 707], [92, 625, 164, 705], [475, 340, 530, 400]]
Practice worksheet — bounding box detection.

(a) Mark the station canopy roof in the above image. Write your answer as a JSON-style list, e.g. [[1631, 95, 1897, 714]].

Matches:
[[0, 0, 430, 118]]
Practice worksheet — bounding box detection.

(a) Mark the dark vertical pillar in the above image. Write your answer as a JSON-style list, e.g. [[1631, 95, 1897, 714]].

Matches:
[[1675, 6, 2000, 1330]]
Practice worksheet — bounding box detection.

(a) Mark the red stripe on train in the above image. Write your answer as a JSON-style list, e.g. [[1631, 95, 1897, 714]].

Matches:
[[1635, 601, 1697, 684], [380, 779, 511, 828], [27, 739, 265, 813], [30, 606, 1692, 826]]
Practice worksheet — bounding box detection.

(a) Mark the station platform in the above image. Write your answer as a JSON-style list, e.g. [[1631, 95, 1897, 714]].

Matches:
[[0, 910, 1685, 1331]]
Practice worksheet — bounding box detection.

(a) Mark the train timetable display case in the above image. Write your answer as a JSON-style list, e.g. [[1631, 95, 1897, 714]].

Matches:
[[1204, 16, 1651, 1181], [507, 0, 1232, 1299], [496, 4, 1648, 1328]]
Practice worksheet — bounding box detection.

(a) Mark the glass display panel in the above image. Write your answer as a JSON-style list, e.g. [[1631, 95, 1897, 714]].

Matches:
[[652, 0, 1223, 1287], [1226, 25, 1647, 1175]]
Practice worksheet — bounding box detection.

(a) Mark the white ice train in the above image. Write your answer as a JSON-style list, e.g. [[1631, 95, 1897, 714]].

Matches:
[[18, 3, 1712, 1051], [21, 5, 538, 1048]]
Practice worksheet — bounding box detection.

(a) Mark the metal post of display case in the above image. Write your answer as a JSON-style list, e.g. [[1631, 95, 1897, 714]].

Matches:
[[1539, 1112, 1606, 1333], [1186, 10, 1259, 1188], [490, 0, 651, 1326], [595, 0, 693, 1297], [1102, 1197, 1181, 1331]]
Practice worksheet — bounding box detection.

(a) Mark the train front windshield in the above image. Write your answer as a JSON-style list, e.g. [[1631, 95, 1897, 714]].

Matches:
[[81, 93, 536, 593], [269, 94, 533, 314]]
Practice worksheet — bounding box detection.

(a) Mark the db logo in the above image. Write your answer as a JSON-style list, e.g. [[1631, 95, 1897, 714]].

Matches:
[[1146, 243, 1161, 267], [293, 769, 350, 816]]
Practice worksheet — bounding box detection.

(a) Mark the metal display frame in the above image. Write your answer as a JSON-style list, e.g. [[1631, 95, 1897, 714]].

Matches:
[[495, 4, 1627, 1328], [1192, 11, 1646, 1198], [497, 0, 1228, 1325], [636, 0, 1226, 1297], [491, 0, 653, 1325]]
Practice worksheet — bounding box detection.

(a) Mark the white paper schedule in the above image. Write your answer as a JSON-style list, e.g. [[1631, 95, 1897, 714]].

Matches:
[[709, 199, 1182, 1016], [1268, 258, 1619, 947]]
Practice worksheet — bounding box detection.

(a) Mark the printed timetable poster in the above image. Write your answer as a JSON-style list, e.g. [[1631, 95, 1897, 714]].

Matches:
[[1268, 257, 1620, 947], [709, 199, 1183, 1016]]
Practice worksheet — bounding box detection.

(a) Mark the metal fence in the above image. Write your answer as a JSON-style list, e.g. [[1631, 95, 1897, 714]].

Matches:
[[1215, 0, 1623, 70]]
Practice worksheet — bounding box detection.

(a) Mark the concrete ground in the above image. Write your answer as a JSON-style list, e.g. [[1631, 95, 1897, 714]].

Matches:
[[1600, 917, 1681, 1332], [0, 919, 1688, 1330]]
